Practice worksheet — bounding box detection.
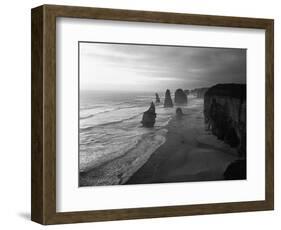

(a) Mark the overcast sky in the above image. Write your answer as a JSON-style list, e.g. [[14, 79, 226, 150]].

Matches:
[[80, 42, 246, 92]]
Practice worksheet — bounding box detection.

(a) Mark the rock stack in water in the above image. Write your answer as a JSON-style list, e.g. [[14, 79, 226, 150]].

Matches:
[[155, 93, 160, 103], [174, 88, 188, 105], [164, 89, 173, 108], [176, 107, 184, 118], [141, 102, 156, 127]]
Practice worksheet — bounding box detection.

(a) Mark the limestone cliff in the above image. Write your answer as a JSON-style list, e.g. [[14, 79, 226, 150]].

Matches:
[[204, 84, 246, 156]]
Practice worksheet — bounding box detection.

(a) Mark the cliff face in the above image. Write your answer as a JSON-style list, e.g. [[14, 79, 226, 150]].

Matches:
[[204, 84, 246, 156]]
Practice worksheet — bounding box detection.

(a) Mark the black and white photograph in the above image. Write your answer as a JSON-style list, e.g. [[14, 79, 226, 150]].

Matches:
[[78, 42, 246, 187]]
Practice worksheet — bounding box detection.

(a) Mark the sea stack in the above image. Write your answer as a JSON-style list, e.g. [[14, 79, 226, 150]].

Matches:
[[164, 89, 173, 107], [141, 102, 156, 127], [174, 88, 188, 105], [155, 93, 160, 103], [176, 107, 184, 118]]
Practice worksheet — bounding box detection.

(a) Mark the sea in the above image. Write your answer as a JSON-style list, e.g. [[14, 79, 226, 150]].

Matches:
[[79, 91, 175, 178]]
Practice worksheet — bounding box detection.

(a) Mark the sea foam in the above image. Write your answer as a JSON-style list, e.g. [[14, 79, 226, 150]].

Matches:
[[80, 129, 167, 186]]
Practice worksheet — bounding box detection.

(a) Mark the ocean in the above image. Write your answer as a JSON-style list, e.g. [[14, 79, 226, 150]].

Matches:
[[79, 91, 175, 179]]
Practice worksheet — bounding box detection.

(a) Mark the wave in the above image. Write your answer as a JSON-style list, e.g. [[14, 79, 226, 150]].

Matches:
[[80, 100, 143, 111], [80, 113, 143, 132], [79, 128, 168, 186], [80, 104, 147, 120], [80, 108, 117, 120], [80, 105, 104, 111]]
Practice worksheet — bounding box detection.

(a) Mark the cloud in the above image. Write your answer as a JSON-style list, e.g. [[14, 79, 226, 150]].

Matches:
[[80, 42, 246, 91]]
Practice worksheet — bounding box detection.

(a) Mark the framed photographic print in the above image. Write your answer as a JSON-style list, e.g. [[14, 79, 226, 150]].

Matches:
[[31, 4, 274, 225]]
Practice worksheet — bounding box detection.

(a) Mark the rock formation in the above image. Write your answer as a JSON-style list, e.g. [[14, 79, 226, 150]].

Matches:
[[141, 102, 156, 127], [189, 87, 209, 98], [176, 107, 184, 118], [204, 84, 246, 156], [155, 93, 160, 103], [175, 89, 188, 105], [184, 89, 190, 95], [164, 89, 173, 108], [224, 159, 246, 180]]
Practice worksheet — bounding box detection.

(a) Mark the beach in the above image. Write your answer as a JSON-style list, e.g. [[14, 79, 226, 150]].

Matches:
[[80, 96, 242, 186], [126, 98, 241, 184]]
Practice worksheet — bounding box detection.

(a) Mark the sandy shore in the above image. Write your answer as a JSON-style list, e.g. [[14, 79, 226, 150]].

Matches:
[[126, 98, 241, 184]]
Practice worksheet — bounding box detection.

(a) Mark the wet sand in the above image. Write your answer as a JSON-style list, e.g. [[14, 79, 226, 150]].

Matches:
[[126, 98, 241, 184]]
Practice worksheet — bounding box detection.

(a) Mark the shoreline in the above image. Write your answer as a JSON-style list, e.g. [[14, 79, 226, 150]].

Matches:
[[79, 98, 243, 187], [126, 98, 241, 185], [79, 127, 168, 186]]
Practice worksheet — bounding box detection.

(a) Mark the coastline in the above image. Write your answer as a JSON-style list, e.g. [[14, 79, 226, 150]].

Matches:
[[126, 98, 241, 184], [79, 98, 243, 187]]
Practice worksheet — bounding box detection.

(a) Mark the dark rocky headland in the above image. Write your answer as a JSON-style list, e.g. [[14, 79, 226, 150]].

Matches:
[[204, 83, 246, 156]]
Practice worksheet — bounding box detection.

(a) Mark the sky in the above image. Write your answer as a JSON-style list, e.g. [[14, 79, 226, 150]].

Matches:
[[79, 42, 246, 92]]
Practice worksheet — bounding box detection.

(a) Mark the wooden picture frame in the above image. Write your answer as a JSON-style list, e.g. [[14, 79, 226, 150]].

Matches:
[[31, 4, 274, 225]]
